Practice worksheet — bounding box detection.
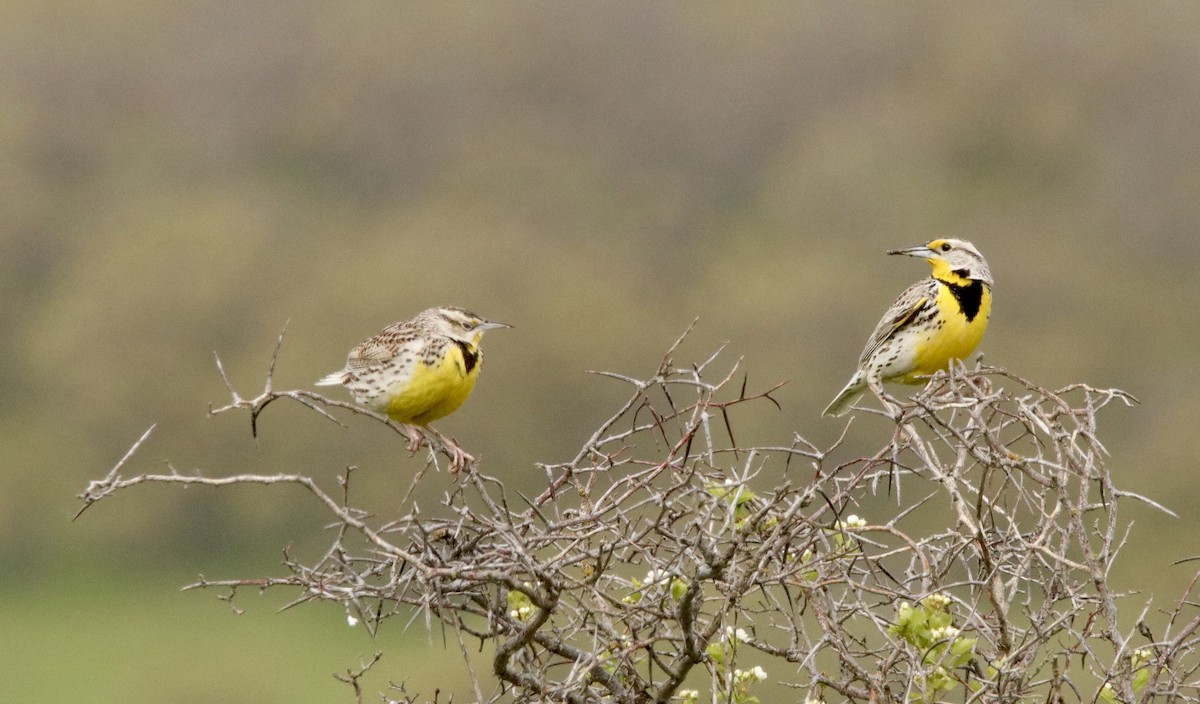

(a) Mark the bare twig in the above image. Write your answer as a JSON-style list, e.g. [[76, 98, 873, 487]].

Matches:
[[334, 652, 383, 704], [78, 330, 1198, 704]]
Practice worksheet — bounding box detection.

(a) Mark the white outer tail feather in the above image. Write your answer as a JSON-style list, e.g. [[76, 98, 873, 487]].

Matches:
[[822, 375, 865, 417], [315, 371, 346, 387]]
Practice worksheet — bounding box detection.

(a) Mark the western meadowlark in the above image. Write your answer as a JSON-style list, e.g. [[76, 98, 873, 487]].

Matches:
[[823, 238, 993, 417], [316, 306, 510, 470]]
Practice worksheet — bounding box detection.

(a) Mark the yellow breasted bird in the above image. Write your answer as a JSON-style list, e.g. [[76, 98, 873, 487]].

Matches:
[[316, 306, 510, 470], [823, 239, 992, 416]]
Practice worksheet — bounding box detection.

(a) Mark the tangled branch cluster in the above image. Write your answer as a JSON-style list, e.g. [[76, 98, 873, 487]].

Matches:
[[80, 330, 1200, 704]]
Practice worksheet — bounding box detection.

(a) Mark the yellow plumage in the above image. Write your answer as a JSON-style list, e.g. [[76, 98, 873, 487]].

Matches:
[[905, 278, 992, 383], [386, 334, 483, 425]]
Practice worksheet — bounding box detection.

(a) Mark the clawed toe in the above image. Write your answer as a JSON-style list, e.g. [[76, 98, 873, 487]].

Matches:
[[401, 425, 425, 454], [397, 424, 475, 473], [426, 428, 474, 473], [444, 437, 476, 475]]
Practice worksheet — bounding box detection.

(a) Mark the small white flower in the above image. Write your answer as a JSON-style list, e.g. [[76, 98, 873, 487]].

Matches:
[[750, 665, 768, 681], [923, 592, 952, 609], [930, 626, 960, 641], [844, 514, 866, 529], [346, 613, 359, 627], [509, 609, 520, 620], [677, 689, 699, 703], [725, 626, 750, 643]]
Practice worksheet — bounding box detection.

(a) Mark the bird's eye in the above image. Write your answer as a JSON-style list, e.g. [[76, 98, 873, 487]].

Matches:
[[460, 320, 474, 330], [939, 242, 952, 252]]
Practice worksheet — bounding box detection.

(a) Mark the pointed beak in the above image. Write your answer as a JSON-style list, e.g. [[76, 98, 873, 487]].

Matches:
[[887, 245, 935, 259], [477, 320, 512, 332]]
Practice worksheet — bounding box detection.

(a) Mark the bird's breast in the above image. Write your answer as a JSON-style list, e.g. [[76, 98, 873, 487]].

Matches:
[[907, 283, 991, 379], [385, 343, 482, 425]]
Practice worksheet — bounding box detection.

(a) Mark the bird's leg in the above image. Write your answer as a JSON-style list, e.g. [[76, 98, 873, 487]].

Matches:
[[427, 427, 475, 474], [399, 423, 425, 454], [395, 423, 474, 473]]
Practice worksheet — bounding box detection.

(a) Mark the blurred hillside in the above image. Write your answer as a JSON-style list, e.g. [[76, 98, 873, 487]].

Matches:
[[2, 3, 1198, 702]]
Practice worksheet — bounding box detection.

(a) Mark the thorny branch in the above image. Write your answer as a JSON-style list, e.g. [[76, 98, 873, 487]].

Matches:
[[79, 331, 1200, 704]]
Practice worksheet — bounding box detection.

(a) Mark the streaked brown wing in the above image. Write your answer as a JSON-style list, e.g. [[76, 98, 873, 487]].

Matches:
[[857, 279, 935, 367], [345, 321, 423, 373]]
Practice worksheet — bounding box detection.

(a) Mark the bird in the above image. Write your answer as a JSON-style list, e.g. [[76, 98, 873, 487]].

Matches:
[[316, 306, 510, 471], [823, 238, 992, 417]]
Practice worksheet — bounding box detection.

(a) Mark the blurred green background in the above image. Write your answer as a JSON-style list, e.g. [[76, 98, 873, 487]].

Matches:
[[3, 2, 1199, 701]]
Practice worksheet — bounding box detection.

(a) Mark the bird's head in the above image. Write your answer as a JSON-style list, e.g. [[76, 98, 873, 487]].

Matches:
[[421, 306, 511, 345], [888, 238, 992, 286]]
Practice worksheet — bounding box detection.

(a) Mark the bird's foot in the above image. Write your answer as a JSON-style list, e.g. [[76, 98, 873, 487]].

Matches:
[[401, 424, 425, 454], [447, 442, 475, 475], [429, 428, 475, 474]]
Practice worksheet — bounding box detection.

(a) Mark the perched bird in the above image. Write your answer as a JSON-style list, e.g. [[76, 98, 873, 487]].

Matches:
[[823, 239, 992, 417], [316, 306, 510, 470]]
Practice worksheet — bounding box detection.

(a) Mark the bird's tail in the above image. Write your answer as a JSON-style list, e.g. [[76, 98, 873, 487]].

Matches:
[[315, 371, 346, 387], [822, 375, 865, 417]]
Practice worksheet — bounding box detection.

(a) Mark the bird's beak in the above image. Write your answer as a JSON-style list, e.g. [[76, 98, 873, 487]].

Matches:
[[477, 320, 512, 332], [887, 245, 935, 259]]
